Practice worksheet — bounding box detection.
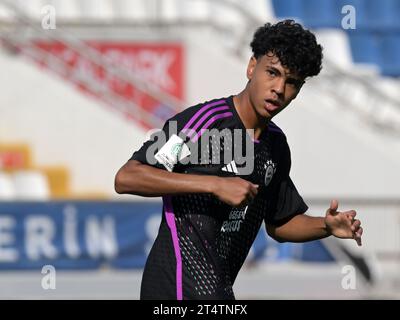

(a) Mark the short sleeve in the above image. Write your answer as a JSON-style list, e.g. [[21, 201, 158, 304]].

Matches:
[[130, 111, 190, 171], [264, 140, 308, 225], [130, 118, 173, 170], [130, 100, 220, 172]]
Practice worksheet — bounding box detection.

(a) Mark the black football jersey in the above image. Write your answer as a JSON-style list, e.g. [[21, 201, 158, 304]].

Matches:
[[130, 96, 307, 300]]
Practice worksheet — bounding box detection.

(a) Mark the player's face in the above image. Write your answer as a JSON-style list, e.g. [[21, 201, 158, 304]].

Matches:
[[246, 53, 304, 119]]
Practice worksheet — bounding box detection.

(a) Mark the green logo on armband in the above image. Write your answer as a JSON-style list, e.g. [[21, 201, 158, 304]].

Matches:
[[171, 143, 183, 159]]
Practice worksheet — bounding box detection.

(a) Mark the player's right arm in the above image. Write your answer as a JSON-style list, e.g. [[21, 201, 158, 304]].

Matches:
[[115, 160, 258, 207]]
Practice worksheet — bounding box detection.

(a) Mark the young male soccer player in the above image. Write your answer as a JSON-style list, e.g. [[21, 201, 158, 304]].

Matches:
[[115, 20, 363, 300]]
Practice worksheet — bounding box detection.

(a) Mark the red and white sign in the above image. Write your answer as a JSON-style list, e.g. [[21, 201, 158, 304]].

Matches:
[[31, 41, 185, 128]]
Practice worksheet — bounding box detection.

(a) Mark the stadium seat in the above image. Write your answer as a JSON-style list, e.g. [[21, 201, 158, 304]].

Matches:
[[112, 0, 148, 20], [271, 0, 350, 29], [179, 0, 210, 21], [50, 0, 81, 20], [15, 0, 46, 20], [210, 1, 242, 28], [12, 170, 50, 200], [0, 2, 14, 22], [0, 144, 32, 170], [379, 34, 400, 77], [241, 0, 275, 22], [364, 0, 400, 31], [347, 31, 381, 66], [271, 0, 304, 21], [302, 0, 339, 29], [0, 171, 16, 200], [39, 166, 70, 198], [158, 0, 179, 21], [79, 0, 114, 21], [272, 0, 400, 31]]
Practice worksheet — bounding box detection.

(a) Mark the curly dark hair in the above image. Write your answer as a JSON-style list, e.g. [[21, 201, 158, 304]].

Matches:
[[250, 19, 323, 79]]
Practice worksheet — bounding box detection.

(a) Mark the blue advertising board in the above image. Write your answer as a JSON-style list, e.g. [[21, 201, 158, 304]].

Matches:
[[0, 201, 333, 270]]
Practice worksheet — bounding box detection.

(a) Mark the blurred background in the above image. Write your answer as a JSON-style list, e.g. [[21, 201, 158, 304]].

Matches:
[[0, 0, 399, 299]]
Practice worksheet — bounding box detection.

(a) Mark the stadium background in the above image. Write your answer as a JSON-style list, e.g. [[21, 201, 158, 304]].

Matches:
[[0, 0, 399, 299]]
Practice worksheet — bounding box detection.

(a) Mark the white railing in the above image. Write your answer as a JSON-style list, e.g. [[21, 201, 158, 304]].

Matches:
[[0, 0, 186, 129], [1, 0, 399, 135]]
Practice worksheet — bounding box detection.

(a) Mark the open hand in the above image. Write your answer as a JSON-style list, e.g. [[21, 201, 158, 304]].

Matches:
[[325, 199, 363, 246]]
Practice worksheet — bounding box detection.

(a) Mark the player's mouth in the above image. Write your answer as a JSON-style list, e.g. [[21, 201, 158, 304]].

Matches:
[[264, 99, 282, 113]]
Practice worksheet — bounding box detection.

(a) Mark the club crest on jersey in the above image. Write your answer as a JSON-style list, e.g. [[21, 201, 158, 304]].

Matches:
[[264, 160, 276, 186]]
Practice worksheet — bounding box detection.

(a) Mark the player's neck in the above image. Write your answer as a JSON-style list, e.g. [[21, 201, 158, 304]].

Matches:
[[233, 91, 269, 139]]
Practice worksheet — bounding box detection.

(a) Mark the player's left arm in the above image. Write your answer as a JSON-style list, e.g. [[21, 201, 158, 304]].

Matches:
[[266, 199, 363, 246]]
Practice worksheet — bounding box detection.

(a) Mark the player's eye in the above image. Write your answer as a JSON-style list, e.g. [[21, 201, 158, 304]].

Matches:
[[286, 78, 303, 89], [267, 69, 277, 77]]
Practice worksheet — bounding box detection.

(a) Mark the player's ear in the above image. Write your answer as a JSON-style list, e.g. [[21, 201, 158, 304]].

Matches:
[[247, 56, 257, 80]]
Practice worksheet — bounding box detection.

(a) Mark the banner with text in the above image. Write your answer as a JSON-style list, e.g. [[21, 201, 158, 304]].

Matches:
[[0, 201, 333, 270]]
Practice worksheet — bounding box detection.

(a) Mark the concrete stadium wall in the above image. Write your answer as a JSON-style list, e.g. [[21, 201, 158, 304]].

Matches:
[[0, 50, 145, 197], [1, 28, 400, 199]]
